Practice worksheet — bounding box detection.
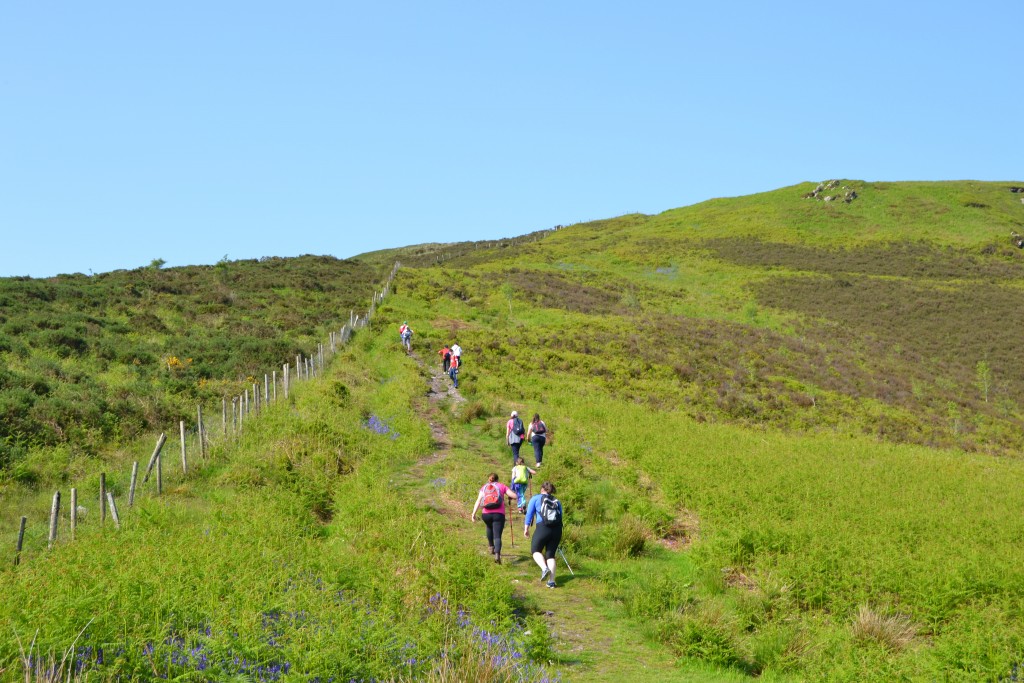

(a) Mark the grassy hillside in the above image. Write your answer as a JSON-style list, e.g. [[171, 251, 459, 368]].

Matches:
[[0, 255, 385, 477], [5, 180, 1024, 681]]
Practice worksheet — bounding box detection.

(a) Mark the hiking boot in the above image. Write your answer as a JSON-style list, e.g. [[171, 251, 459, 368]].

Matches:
[[540, 567, 550, 582], [546, 581, 556, 589]]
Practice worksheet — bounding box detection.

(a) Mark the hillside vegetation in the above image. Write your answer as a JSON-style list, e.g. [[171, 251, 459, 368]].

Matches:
[[5, 180, 1024, 681], [0, 255, 385, 476]]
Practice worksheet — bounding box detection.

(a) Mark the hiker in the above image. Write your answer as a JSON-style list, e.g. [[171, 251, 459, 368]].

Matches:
[[470, 473, 517, 564], [399, 322, 413, 352], [506, 411, 526, 464], [524, 481, 564, 588], [448, 353, 460, 388], [438, 345, 451, 372], [511, 457, 537, 513], [526, 413, 549, 467], [451, 342, 463, 368]]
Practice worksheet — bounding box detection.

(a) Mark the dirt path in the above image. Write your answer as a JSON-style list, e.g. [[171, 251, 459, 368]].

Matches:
[[399, 352, 705, 682]]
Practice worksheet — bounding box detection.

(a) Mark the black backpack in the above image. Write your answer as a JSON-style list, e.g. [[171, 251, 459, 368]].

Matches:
[[537, 494, 562, 526]]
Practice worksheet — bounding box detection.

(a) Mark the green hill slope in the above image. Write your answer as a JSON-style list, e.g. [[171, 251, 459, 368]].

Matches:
[[0, 255, 386, 476], [5, 180, 1024, 681]]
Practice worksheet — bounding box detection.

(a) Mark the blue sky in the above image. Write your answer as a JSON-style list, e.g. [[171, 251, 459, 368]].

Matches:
[[1, 2, 1019, 277]]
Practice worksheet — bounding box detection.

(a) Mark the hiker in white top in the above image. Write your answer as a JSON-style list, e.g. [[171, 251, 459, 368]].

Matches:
[[451, 343, 462, 367]]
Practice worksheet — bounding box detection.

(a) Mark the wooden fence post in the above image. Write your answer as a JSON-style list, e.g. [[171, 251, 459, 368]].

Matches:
[[48, 492, 60, 548], [273, 370, 277, 402], [197, 404, 207, 460], [179, 420, 188, 475], [70, 488, 77, 539], [253, 383, 259, 415], [15, 516, 27, 565], [107, 493, 121, 530], [296, 355, 302, 381], [100, 473, 106, 525], [143, 433, 167, 483], [129, 462, 139, 507], [264, 374, 269, 404]]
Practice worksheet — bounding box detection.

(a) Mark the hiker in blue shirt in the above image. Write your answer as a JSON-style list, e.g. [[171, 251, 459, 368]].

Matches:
[[523, 481, 563, 589]]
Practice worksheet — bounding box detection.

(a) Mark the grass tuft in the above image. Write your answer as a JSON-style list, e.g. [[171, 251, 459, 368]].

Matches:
[[852, 604, 917, 651]]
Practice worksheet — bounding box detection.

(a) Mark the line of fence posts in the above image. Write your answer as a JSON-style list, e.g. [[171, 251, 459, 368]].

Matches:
[[11, 262, 400, 566]]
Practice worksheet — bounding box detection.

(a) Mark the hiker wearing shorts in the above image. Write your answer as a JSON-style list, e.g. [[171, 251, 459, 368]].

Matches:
[[470, 473, 516, 564], [524, 481, 563, 588], [526, 413, 549, 467], [510, 457, 537, 513], [506, 411, 525, 464]]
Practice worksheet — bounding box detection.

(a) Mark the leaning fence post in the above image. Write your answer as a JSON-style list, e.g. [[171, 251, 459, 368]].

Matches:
[[100, 473, 106, 525], [71, 488, 78, 539], [15, 516, 27, 565], [143, 433, 167, 483], [179, 420, 188, 475], [48, 492, 60, 548], [129, 462, 139, 507], [107, 493, 121, 530]]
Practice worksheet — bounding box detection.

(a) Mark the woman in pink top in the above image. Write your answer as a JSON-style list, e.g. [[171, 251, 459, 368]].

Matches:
[[470, 472, 517, 564]]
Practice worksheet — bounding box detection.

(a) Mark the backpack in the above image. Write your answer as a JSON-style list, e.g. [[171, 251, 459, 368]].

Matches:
[[537, 494, 562, 526], [481, 483, 502, 510], [512, 417, 525, 437]]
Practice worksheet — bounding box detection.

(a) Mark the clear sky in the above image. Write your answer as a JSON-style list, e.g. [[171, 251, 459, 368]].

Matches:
[[1, 2, 1020, 277]]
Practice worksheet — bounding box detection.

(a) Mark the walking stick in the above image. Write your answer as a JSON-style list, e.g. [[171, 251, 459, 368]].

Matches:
[[558, 547, 575, 576]]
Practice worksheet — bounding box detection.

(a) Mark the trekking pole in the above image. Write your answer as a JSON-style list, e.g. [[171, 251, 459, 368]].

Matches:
[[558, 547, 575, 576]]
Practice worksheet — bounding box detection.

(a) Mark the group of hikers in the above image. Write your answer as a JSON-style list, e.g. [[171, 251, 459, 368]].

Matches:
[[396, 324, 464, 389], [397, 322, 566, 588], [468, 410, 563, 586], [437, 343, 463, 388], [506, 410, 549, 467], [470, 475, 564, 588]]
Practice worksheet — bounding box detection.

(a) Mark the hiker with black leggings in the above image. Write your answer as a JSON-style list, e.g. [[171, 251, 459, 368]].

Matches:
[[526, 413, 549, 467], [524, 481, 564, 588], [470, 473, 516, 564]]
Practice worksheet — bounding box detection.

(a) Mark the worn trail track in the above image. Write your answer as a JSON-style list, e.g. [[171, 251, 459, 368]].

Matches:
[[395, 351, 707, 682]]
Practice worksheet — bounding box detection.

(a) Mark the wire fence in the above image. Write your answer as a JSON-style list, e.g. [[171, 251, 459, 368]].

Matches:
[[10, 262, 401, 567]]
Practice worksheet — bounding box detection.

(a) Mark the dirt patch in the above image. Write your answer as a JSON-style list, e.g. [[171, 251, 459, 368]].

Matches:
[[722, 567, 758, 592], [656, 509, 700, 551]]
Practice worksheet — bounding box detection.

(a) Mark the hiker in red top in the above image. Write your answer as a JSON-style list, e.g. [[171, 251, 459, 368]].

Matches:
[[448, 353, 460, 388], [470, 472, 517, 564], [438, 345, 451, 373]]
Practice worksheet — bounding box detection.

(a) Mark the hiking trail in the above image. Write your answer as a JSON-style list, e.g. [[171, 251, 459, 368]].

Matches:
[[396, 351, 713, 683]]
